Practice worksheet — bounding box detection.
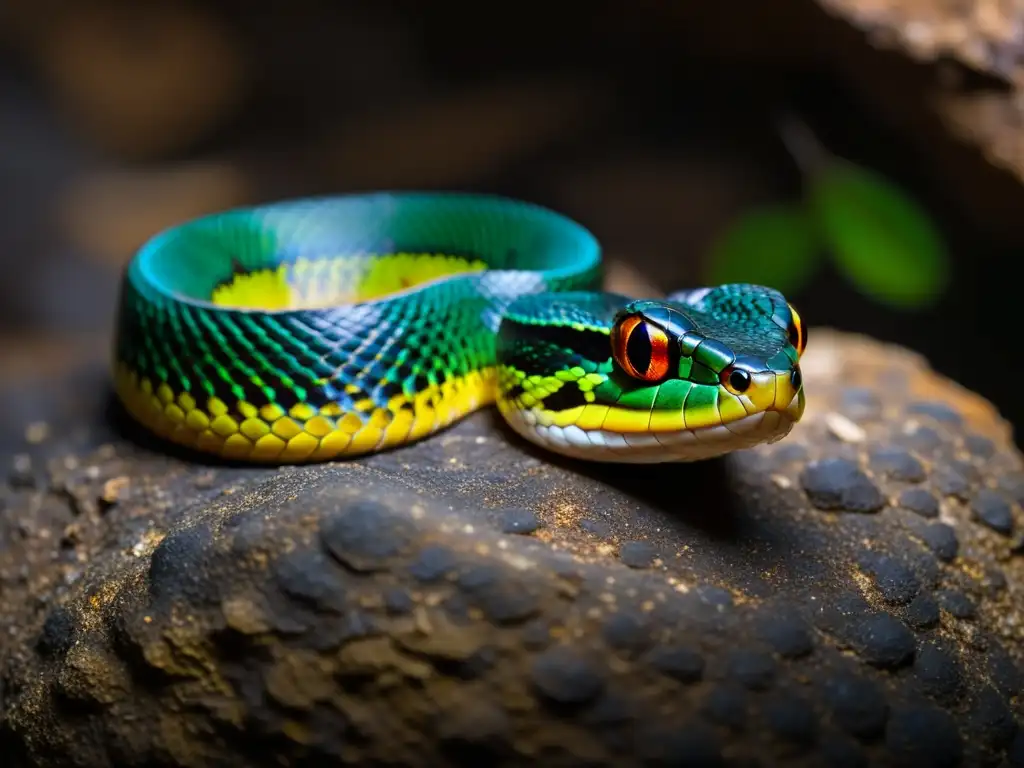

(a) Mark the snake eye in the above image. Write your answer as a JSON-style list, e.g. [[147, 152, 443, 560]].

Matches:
[[612, 314, 671, 382], [787, 303, 807, 356], [721, 366, 751, 394]]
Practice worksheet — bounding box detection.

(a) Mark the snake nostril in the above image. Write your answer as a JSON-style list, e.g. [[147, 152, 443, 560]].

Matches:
[[791, 367, 802, 390]]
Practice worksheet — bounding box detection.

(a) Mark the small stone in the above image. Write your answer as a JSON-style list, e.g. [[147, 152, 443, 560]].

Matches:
[[997, 473, 1024, 506], [822, 674, 889, 740], [701, 686, 748, 730], [601, 611, 652, 655], [858, 553, 920, 605], [580, 518, 612, 538], [919, 523, 958, 561], [498, 508, 540, 535], [962, 434, 995, 458], [902, 593, 940, 629], [726, 649, 776, 690], [36, 607, 76, 658], [383, 588, 413, 615], [970, 490, 1015, 536], [869, 447, 926, 483], [839, 387, 882, 418], [407, 545, 459, 582], [885, 706, 963, 768], [898, 488, 939, 518], [900, 424, 943, 454], [826, 412, 866, 443], [936, 590, 976, 620], [273, 548, 347, 612], [321, 499, 413, 572], [764, 691, 817, 745], [906, 401, 963, 425], [969, 686, 1016, 751], [619, 540, 657, 569], [933, 467, 970, 499], [530, 646, 604, 705], [458, 565, 539, 624], [913, 643, 963, 702], [800, 458, 886, 513], [755, 610, 814, 658], [646, 646, 705, 683], [849, 613, 916, 668]]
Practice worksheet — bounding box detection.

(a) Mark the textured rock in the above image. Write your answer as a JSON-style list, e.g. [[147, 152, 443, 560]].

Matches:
[[0, 329, 1023, 767]]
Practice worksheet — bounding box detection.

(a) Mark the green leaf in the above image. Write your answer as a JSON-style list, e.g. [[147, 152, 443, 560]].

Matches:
[[808, 160, 950, 309], [704, 204, 821, 294]]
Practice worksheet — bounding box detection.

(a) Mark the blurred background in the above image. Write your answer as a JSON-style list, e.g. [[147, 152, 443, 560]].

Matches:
[[0, 0, 1021, 445]]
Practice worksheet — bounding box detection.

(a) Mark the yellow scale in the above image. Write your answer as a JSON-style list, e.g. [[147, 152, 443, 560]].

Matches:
[[116, 252, 498, 462]]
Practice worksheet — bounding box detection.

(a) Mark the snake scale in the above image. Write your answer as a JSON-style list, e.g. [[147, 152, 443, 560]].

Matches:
[[112, 192, 806, 464]]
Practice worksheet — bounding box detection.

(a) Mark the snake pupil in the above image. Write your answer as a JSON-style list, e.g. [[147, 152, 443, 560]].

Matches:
[[727, 368, 751, 393], [626, 321, 653, 377]]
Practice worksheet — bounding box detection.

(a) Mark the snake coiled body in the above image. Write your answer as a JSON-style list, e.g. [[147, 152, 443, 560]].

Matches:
[[113, 192, 806, 464]]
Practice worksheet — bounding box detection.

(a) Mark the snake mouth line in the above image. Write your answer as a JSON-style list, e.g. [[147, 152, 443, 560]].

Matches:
[[501, 391, 805, 464]]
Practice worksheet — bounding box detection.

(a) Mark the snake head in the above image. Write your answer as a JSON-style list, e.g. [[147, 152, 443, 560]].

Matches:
[[598, 284, 806, 461]]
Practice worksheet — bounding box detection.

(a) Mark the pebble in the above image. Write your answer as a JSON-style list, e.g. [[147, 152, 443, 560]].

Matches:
[[869, 447, 926, 483], [530, 645, 605, 705], [970, 490, 1015, 536], [799, 458, 885, 513], [919, 523, 959, 561], [619, 540, 657, 569], [898, 488, 939, 518], [498, 508, 540, 535]]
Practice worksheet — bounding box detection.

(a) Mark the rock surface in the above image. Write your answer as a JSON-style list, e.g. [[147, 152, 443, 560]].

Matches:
[[1, 329, 1023, 768]]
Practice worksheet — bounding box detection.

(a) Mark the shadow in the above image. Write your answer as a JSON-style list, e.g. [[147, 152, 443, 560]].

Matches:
[[484, 409, 747, 540]]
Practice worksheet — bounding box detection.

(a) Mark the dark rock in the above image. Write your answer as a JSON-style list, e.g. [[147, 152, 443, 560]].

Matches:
[[967, 686, 1017, 751], [885, 706, 963, 768], [848, 613, 916, 668], [933, 467, 971, 499], [646, 646, 705, 683], [903, 593, 941, 628], [601, 610, 652, 655], [580, 518, 612, 538], [408, 544, 459, 582], [498, 508, 540, 534], [321, 499, 414, 572], [970, 490, 1015, 536], [726, 648, 776, 690], [530, 645, 605, 706], [906, 401, 963, 426], [913, 643, 964, 702], [936, 590, 976, 620], [899, 424, 943, 454], [619, 540, 658, 569], [898, 487, 940, 518], [701, 686, 748, 731], [764, 691, 818, 745], [858, 552, 921, 605], [800, 458, 886, 513], [919, 523, 959, 561], [962, 434, 996, 458], [869, 447, 926, 483], [822, 674, 889, 740], [36, 606, 76, 659], [755, 609, 814, 658]]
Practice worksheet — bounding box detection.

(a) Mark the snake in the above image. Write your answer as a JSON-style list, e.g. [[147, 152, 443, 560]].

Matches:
[[112, 192, 807, 465]]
